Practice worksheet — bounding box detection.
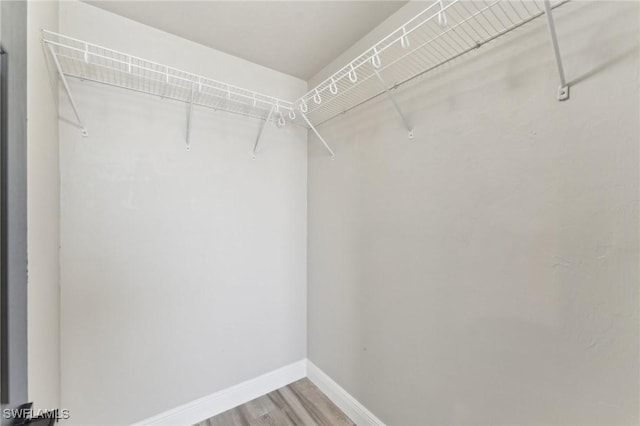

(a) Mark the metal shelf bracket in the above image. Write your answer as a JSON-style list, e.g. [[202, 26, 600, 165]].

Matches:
[[301, 113, 335, 159], [46, 43, 89, 137], [186, 83, 195, 151], [543, 0, 570, 101], [374, 70, 414, 139], [252, 106, 275, 159]]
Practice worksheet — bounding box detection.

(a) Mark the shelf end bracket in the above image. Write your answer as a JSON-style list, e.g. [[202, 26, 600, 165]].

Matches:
[[374, 70, 414, 139], [186, 83, 195, 151], [252, 106, 275, 159], [543, 0, 569, 101], [45, 42, 89, 136], [301, 113, 335, 159]]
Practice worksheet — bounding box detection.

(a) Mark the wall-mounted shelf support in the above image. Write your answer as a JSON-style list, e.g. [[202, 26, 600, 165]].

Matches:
[[185, 83, 195, 151], [46, 43, 88, 137], [252, 106, 275, 159], [301, 113, 335, 160], [374, 70, 414, 139], [543, 0, 569, 101]]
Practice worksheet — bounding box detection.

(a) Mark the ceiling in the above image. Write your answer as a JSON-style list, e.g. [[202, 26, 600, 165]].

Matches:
[[85, 1, 408, 81]]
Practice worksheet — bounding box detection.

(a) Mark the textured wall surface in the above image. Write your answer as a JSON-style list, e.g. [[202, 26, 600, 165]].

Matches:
[[58, 2, 307, 424], [308, 2, 639, 425]]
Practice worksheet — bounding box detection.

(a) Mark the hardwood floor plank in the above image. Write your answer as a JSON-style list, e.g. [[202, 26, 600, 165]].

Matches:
[[195, 378, 354, 426], [273, 385, 320, 425], [288, 380, 354, 426], [209, 406, 250, 426], [243, 394, 277, 419], [254, 408, 298, 426], [266, 388, 306, 425]]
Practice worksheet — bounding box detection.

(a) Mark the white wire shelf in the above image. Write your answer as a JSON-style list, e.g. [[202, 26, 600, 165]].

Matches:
[[43, 0, 570, 157], [42, 30, 303, 128], [297, 0, 568, 127]]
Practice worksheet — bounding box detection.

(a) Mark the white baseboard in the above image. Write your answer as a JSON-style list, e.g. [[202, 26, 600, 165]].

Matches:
[[132, 360, 306, 426], [132, 359, 383, 426], [306, 360, 385, 426]]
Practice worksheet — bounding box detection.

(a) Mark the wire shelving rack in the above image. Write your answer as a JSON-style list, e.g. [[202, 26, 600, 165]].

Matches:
[[297, 0, 569, 134], [42, 30, 303, 154], [43, 0, 570, 158]]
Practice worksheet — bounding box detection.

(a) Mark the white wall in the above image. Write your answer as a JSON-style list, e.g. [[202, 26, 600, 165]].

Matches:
[[308, 1, 639, 425], [58, 2, 307, 424], [26, 0, 60, 412]]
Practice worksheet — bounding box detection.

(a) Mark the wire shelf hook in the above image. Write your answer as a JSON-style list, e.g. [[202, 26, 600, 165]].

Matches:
[[277, 113, 286, 127], [313, 89, 322, 104], [370, 47, 381, 69], [288, 109, 296, 120], [329, 78, 338, 95], [348, 64, 358, 83]]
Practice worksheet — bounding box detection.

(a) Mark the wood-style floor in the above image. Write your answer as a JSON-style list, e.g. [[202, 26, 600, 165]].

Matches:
[[193, 378, 355, 426]]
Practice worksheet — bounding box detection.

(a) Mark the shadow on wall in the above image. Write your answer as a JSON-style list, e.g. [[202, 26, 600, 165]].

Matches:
[[569, 45, 639, 88]]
